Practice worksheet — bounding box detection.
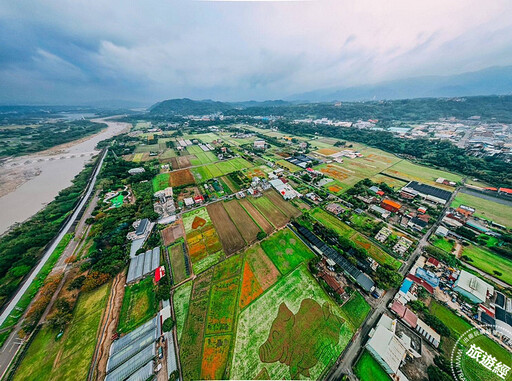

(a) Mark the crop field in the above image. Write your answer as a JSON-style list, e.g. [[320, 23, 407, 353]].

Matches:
[[451, 191, 512, 228], [152, 173, 170, 192], [310, 208, 355, 238], [14, 284, 110, 381], [223, 200, 262, 244], [220, 175, 239, 192], [174, 281, 193, 341], [238, 198, 274, 234], [429, 299, 512, 381], [265, 190, 301, 218], [170, 242, 190, 284], [354, 350, 391, 381], [249, 195, 289, 228], [161, 221, 185, 246], [276, 159, 301, 172], [370, 173, 408, 189], [170, 156, 193, 169], [239, 261, 264, 309], [340, 291, 371, 328], [190, 157, 252, 183], [462, 244, 512, 285], [132, 152, 146, 162], [207, 202, 246, 255], [432, 237, 455, 252], [169, 169, 195, 187], [310, 208, 401, 270], [260, 228, 316, 275], [382, 159, 462, 188], [245, 245, 281, 291], [134, 143, 159, 153], [182, 208, 223, 271], [244, 165, 271, 179], [160, 148, 177, 159], [315, 148, 340, 156], [118, 277, 157, 333], [206, 276, 240, 334], [231, 265, 354, 380]]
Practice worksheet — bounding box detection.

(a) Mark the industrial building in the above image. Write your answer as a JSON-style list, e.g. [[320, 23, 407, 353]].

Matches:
[[453, 270, 494, 304], [401, 181, 452, 205]]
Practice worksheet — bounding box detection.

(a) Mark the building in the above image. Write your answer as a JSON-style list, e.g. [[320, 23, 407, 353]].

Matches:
[[453, 270, 494, 304], [184, 197, 194, 207], [128, 167, 145, 175], [401, 181, 452, 205], [269, 179, 300, 200], [370, 205, 391, 219], [415, 268, 439, 288], [408, 217, 428, 231], [325, 203, 345, 215], [375, 227, 392, 243], [435, 226, 449, 237], [380, 199, 402, 213], [127, 218, 153, 242], [254, 140, 266, 149], [365, 315, 415, 380]]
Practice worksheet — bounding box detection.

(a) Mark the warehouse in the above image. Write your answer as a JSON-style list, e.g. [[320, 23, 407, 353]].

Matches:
[[401, 181, 452, 205]]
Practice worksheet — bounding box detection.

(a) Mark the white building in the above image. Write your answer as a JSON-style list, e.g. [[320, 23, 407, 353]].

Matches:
[[268, 179, 301, 200]]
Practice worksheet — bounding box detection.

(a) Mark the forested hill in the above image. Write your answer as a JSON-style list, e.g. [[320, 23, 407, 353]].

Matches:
[[149, 95, 512, 123]]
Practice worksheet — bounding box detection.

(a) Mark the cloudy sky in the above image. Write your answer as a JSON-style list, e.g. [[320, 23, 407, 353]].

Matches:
[[1, 0, 512, 105]]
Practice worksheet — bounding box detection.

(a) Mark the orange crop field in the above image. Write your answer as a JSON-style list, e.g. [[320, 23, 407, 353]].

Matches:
[[201, 335, 232, 380], [316, 148, 339, 156], [239, 262, 263, 309], [320, 165, 349, 181], [328, 185, 342, 193]]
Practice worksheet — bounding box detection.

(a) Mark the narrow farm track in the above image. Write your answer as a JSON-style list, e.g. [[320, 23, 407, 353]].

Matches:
[[88, 272, 125, 381]]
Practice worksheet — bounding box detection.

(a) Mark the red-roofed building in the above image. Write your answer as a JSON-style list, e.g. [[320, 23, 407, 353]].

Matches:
[[403, 309, 418, 328], [320, 273, 344, 295], [485, 187, 498, 191], [194, 195, 205, 204], [391, 300, 407, 318], [427, 257, 440, 268], [499, 188, 512, 195], [417, 207, 427, 214], [154, 266, 165, 283], [376, 190, 385, 196], [407, 274, 434, 294], [381, 199, 402, 213]]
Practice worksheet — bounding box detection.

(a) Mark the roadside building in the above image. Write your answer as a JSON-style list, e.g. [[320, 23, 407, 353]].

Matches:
[[408, 217, 427, 231], [381, 199, 402, 213], [370, 205, 391, 219], [401, 181, 452, 205], [453, 270, 494, 304], [253, 140, 266, 149]]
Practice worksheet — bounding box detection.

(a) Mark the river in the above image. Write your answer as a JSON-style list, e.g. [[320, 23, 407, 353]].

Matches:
[[0, 118, 129, 235]]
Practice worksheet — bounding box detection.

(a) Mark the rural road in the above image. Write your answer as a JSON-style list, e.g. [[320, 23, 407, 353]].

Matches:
[[325, 186, 460, 380]]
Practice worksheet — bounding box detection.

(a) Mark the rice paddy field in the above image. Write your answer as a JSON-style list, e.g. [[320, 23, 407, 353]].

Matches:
[[249, 194, 289, 228], [182, 208, 224, 274], [13, 283, 110, 381], [382, 159, 462, 189], [190, 157, 253, 182], [309, 208, 401, 270], [451, 191, 512, 228], [461, 244, 512, 286], [173, 219, 369, 381]]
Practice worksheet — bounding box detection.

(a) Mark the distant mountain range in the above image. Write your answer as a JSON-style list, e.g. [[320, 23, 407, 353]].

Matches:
[[288, 65, 512, 102], [149, 98, 291, 114]]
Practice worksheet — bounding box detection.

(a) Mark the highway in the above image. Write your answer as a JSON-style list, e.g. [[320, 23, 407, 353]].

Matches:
[[325, 186, 460, 380]]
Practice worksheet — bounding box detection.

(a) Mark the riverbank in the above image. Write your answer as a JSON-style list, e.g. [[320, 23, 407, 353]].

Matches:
[[0, 118, 129, 235]]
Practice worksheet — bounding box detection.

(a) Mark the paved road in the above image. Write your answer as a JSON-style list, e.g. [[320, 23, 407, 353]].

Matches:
[[325, 187, 460, 380], [0, 150, 107, 380]]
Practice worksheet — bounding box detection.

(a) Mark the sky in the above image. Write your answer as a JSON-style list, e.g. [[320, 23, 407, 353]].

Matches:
[[1, 0, 512, 105]]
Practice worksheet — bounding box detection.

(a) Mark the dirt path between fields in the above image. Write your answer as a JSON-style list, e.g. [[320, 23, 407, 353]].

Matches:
[[89, 272, 125, 381]]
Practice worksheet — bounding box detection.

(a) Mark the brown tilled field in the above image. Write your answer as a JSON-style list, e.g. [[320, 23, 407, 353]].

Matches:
[[161, 222, 185, 246], [320, 165, 349, 181], [170, 169, 195, 187], [207, 202, 245, 255], [250, 195, 289, 229], [177, 156, 192, 168], [223, 200, 261, 244], [237, 198, 274, 234], [266, 190, 301, 218]]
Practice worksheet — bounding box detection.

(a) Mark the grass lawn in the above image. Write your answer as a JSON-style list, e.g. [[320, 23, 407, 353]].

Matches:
[[432, 237, 455, 253], [462, 244, 512, 285], [451, 191, 512, 228], [13, 283, 110, 381], [383, 159, 462, 188], [117, 277, 158, 333], [354, 350, 391, 381], [260, 229, 315, 275], [340, 291, 371, 329], [152, 173, 170, 192]]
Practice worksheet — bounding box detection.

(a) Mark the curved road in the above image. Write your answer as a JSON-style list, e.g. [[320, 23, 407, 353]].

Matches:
[[0, 148, 107, 327]]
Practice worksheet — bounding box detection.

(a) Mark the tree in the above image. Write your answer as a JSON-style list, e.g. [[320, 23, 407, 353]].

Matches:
[[67, 275, 86, 291], [256, 231, 267, 241], [162, 317, 175, 332], [427, 365, 451, 381]]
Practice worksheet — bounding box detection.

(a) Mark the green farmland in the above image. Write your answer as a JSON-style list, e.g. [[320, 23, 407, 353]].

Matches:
[[118, 277, 158, 333], [152, 173, 170, 192], [383, 159, 462, 188], [462, 244, 512, 285], [451, 191, 512, 228], [340, 291, 371, 328], [13, 283, 110, 381]]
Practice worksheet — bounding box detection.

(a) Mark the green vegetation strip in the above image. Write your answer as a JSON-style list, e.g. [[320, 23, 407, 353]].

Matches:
[[451, 192, 512, 228], [0, 233, 73, 347], [462, 244, 512, 286]]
